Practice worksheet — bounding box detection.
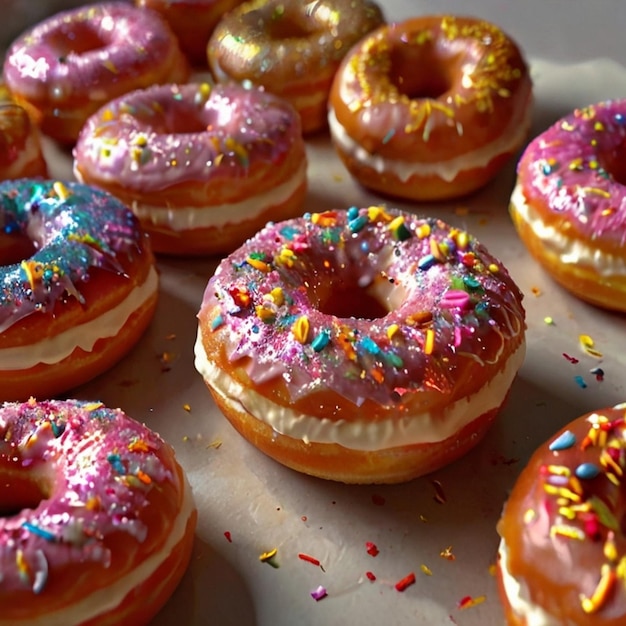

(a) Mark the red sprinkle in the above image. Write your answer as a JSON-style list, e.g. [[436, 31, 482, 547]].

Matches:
[[562, 353, 580, 364], [395, 572, 416, 592], [371, 494, 386, 506], [366, 571, 376, 581], [298, 553, 321, 567], [224, 531, 232, 543], [366, 541, 379, 557]]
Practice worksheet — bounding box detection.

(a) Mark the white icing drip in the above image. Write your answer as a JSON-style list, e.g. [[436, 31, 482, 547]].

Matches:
[[194, 329, 525, 451], [0, 267, 158, 370], [497, 540, 558, 626], [5, 477, 196, 626], [510, 183, 626, 276], [328, 106, 531, 182], [114, 161, 307, 231]]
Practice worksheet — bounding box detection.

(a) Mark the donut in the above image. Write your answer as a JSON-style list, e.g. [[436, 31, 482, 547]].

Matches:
[[135, 0, 245, 67], [194, 206, 526, 483], [2, 2, 189, 144], [73, 81, 308, 256], [496, 403, 626, 625], [0, 398, 196, 625], [509, 100, 626, 312], [0, 86, 48, 180], [0, 179, 158, 402], [207, 0, 385, 134], [328, 15, 533, 201]]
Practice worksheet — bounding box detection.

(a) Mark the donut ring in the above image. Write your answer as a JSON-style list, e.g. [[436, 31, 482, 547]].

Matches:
[[497, 403, 626, 624], [135, 0, 246, 67], [208, 0, 385, 134], [195, 206, 526, 483], [328, 15, 533, 200], [2, 2, 189, 144], [510, 99, 626, 312], [0, 398, 196, 625], [73, 81, 308, 256], [0, 86, 47, 181], [0, 179, 158, 402]]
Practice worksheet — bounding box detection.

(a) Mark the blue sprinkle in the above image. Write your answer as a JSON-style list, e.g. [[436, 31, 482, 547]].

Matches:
[[418, 254, 437, 271], [542, 162, 555, 175], [279, 225, 300, 241], [211, 314, 224, 331], [382, 129, 396, 144], [575, 463, 601, 480], [50, 420, 65, 438], [615, 113, 625, 125], [348, 214, 368, 233], [22, 522, 56, 542], [549, 430, 576, 451], [463, 275, 481, 291], [359, 336, 381, 355], [574, 375, 588, 389], [107, 453, 125, 474], [311, 330, 331, 352], [360, 241, 370, 253], [347, 206, 359, 221]]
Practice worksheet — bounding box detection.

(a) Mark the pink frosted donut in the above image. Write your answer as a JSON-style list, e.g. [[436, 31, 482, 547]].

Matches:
[[195, 206, 526, 483], [2, 2, 189, 144], [510, 99, 626, 312], [0, 398, 196, 625], [73, 81, 308, 255]]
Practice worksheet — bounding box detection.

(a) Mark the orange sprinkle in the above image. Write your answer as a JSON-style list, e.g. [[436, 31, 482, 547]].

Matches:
[[581, 565, 616, 614], [246, 256, 271, 272], [136, 470, 152, 485], [128, 439, 150, 453], [458, 595, 486, 609]]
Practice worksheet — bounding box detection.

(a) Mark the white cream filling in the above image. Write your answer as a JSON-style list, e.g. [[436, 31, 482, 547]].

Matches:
[[0, 266, 158, 370], [328, 106, 531, 183], [194, 329, 525, 451], [10, 476, 196, 626], [497, 540, 558, 626], [129, 161, 307, 231], [510, 183, 626, 276]]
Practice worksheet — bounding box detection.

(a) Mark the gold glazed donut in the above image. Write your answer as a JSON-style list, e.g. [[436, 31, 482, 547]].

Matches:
[[328, 15, 533, 200], [207, 0, 385, 134]]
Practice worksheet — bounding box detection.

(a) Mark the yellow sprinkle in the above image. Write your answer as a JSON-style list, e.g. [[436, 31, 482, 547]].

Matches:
[[424, 328, 435, 355], [103, 59, 118, 74], [367, 205, 390, 222], [547, 465, 571, 477], [183, 403, 191, 413], [85, 496, 101, 511], [544, 316, 554, 325], [53, 181, 70, 200], [455, 231, 469, 250], [523, 508, 536, 524], [386, 323, 400, 340], [558, 506, 576, 520], [199, 82, 212, 98], [420, 564, 433, 576], [581, 186, 611, 198], [440, 546, 455, 561], [276, 246, 296, 267], [16, 549, 29, 579], [259, 548, 278, 562], [604, 534, 618, 563], [291, 316, 310, 344], [488, 263, 499, 273], [550, 525, 585, 540], [255, 304, 275, 322], [579, 334, 603, 358], [416, 223, 431, 239], [580, 565, 615, 614], [207, 439, 222, 449], [268, 287, 284, 306]]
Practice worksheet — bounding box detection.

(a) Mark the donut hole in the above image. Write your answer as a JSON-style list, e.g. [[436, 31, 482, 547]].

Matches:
[[48, 23, 107, 58], [265, 14, 318, 40], [599, 141, 626, 185], [0, 471, 51, 517], [389, 45, 452, 100], [0, 230, 36, 267], [308, 272, 405, 320]]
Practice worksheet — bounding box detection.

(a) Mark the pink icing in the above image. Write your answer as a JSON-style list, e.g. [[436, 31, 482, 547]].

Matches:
[[199, 207, 525, 407], [73, 82, 304, 193], [517, 99, 626, 245], [0, 399, 177, 595], [2, 2, 186, 105]]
